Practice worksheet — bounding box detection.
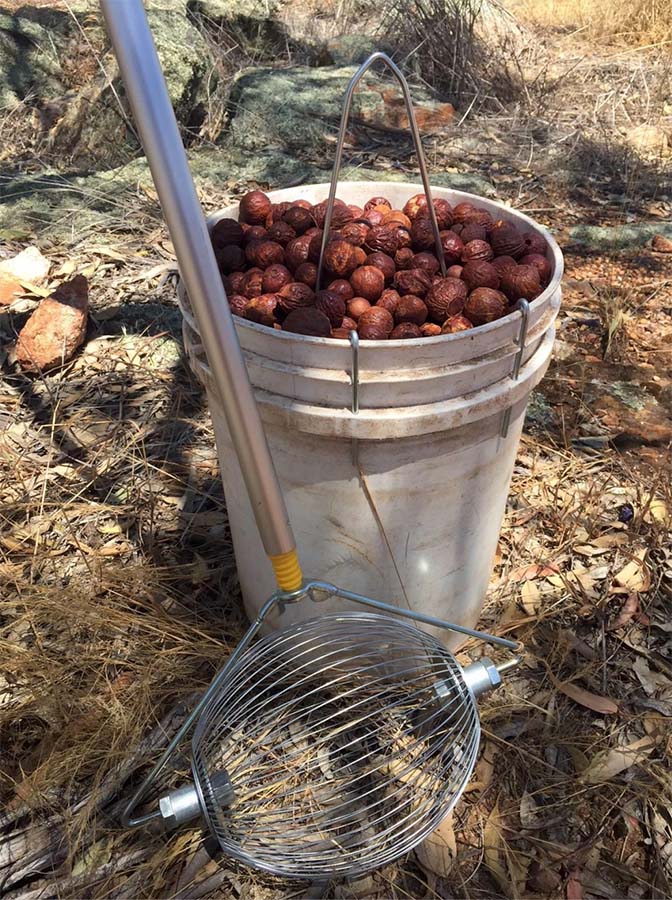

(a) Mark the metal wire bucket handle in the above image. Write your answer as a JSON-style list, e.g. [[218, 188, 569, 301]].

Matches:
[[121, 580, 521, 828], [316, 52, 447, 288]]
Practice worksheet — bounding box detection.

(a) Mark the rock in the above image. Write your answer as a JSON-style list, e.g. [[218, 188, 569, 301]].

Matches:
[[0, 273, 22, 306], [652, 234, 672, 253], [585, 380, 672, 446], [0, 2, 214, 166], [318, 35, 392, 67], [16, 275, 89, 372], [228, 65, 454, 154], [569, 223, 672, 250], [0, 246, 51, 284], [626, 124, 670, 157], [193, 0, 283, 19]]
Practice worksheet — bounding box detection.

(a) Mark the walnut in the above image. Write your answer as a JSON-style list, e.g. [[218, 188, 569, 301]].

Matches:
[[282, 307, 332, 337], [294, 262, 318, 288], [267, 220, 296, 247], [499, 264, 542, 301], [376, 289, 401, 313], [394, 268, 432, 298], [244, 293, 280, 326], [284, 235, 312, 271], [327, 278, 354, 301], [315, 290, 346, 327], [490, 221, 525, 259], [350, 266, 385, 302], [240, 268, 264, 299], [283, 205, 314, 234], [461, 240, 494, 263], [463, 288, 508, 325], [461, 260, 500, 292], [358, 306, 394, 340], [365, 251, 396, 283], [394, 295, 428, 326], [323, 239, 357, 277], [425, 277, 468, 323], [390, 322, 423, 339], [239, 190, 271, 225], [520, 253, 551, 285], [277, 281, 315, 314], [364, 225, 401, 255], [262, 264, 293, 293], [245, 240, 285, 268], [411, 252, 440, 276]]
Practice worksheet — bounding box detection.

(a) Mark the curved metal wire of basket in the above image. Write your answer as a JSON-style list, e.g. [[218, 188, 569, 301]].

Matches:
[[191, 612, 480, 879]]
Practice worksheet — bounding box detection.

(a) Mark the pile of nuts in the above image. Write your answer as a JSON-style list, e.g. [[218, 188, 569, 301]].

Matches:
[[211, 189, 552, 340]]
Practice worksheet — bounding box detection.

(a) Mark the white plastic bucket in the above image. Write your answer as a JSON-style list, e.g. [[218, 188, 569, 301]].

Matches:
[[178, 182, 562, 646]]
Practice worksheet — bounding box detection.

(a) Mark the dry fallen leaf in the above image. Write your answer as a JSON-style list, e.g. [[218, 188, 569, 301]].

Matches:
[[555, 679, 620, 715], [509, 563, 560, 583], [581, 735, 658, 784], [415, 814, 457, 878], [608, 593, 649, 631], [521, 580, 541, 615], [484, 804, 510, 895], [566, 866, 584, 899], [614, 549, 650, 592]]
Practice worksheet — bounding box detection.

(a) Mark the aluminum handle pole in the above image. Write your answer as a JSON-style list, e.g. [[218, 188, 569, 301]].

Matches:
[[99, 0, 299, 575]]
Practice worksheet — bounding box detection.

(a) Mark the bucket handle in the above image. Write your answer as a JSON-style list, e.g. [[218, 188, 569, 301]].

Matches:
[[500, 299, 530, 438], [316, 52, 447, 288]]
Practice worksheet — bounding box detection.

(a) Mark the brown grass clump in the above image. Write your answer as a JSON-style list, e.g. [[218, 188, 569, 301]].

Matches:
[[509, 0, 672, 44]]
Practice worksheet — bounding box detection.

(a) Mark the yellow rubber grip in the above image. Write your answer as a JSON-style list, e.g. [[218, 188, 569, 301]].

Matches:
[[269, 549, 303, 592]]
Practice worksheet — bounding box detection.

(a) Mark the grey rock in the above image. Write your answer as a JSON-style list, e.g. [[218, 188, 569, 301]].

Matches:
[[228, 65, 454, 154], [569, 222, 672, 250]]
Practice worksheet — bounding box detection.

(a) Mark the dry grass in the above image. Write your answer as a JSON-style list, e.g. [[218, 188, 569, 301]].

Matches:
[[509, 0, 672, 44]]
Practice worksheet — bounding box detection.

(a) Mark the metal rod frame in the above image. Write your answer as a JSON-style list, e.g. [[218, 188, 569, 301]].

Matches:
[[99, 0, 296, 560], [316, 52, 447, 289], [500, 299, 530, 438]]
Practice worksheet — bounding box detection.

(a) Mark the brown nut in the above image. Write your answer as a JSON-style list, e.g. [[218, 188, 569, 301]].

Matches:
[[216, 244, 246, 274], [464, 288, 508, 325], [461, 240, 494, 263], [461, 260, 500, 292], [365, 251, 396, 283], [342, 316, 358, 331], [327, 278, 354, 302], [499, 264, 542, 301], [227, 271, 247, 294], [376, 288, 401, 313], [294, 261, 318, 288], [307, 230, 326, 264], [269, 201, 292, 223], [315, 290, 346, 328], [347, 204, 365, 218], [312, 198, 353, 229], [347, 297, 372, 320], [239, 190, 272, 225], [463, 207, 494, 230], [411, 252, 440, 276], [350, 266, 385, 302], [363, 209, 385, 227], [228, 294, 248, 317], [452, 202, 476, 224], [244, 293, 280, 326], [331, 326, 351, 339], [211, 217, 244, 249], [446, 264, 463, 279], [381, 210, 412, 230], [290, 198, 312, 210], [394, 268, 432, 298], [323, 239, 357, 277], [439, 231, 464, 265], [262, 263, 293, 293], [395, 294, 428, 326], [410, 217, 435, 250], [490, 220, 525, 259], [425, 277, 468, 323], [284, 235, 312, 271], [242, 224, 268, 245], [365, 225, 401, 255], [267, 220, 296, 247], [433, 199, 454, 229], [420, 322, 442, 337], [391, 322, 422, 340], [351, 246, 367, 267], [283, 205, 314, 234], [282, 307, 331, 337], [364, 196, 392, 212], [393, 226, 412, 250], [246, 239, 285, 268], [278, 281, 315, 314], [441, 314, 474, 334], [522, 231, 548, 256], [403, 193, 427, 220], [358, 306, 394, 340], [394, 247, 415, 270], [459, 222, 487, 244], [492, 255, 518, 276], [241, 268, 264, 299], [340, 221, 370, 247], [520, 253, 551, 285]]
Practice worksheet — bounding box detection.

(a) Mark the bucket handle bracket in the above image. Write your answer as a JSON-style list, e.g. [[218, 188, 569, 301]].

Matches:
[[500, 298, 530, 438]]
